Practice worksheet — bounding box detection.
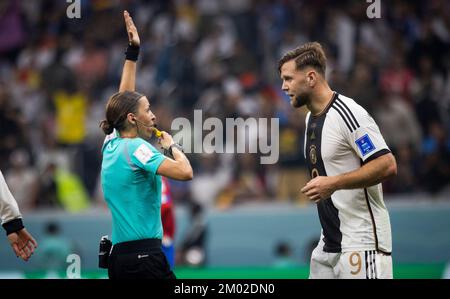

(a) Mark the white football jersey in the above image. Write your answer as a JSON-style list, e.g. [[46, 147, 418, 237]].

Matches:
[[304, 92, 392, 254], [0, 170, 22, 225]]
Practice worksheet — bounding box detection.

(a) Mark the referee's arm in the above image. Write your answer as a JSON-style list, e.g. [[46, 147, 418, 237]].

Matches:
[[157, 132, 193, 181], [119, 10, 139, 93], [119, 57, 137, 93]]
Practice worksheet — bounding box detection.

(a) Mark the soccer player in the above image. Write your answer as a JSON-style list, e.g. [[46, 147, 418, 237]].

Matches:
[[161, 177, 176, 269], [100, 11, 193, 279], [1, 170, 37, 261], [278, 42, 397, 279]]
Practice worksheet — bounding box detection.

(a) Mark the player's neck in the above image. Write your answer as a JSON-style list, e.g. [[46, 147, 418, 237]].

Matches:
[[119, 128, 138, 138], [308, 86, 334, 116]]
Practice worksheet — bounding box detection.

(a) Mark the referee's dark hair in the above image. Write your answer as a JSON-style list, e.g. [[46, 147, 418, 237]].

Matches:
[[100, 91, 145, 135], [278, 42, 327, 76]]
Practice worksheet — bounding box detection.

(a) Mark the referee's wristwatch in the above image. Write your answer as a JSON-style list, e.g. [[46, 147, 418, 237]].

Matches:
[[165, 143, 184, 157]]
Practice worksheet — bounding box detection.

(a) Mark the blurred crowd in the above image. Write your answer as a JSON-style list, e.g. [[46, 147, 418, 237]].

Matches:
[[0, 0, 449, 214]]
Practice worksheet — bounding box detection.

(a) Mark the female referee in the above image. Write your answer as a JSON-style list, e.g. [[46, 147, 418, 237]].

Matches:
[[100, 11, 193, 279]]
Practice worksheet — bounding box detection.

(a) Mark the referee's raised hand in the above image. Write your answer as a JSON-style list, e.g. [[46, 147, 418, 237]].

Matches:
[[124, 10, 140, 47]]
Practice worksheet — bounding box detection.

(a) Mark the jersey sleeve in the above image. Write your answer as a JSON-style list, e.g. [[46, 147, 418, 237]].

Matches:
[[0, 170, 23, 232], [345, 108, 390, 163], [129, 139, 166, 174]]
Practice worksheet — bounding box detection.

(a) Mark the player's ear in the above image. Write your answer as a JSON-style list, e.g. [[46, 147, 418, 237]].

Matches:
[[306, 70, 317, 87], [127, 113, 136, 125]]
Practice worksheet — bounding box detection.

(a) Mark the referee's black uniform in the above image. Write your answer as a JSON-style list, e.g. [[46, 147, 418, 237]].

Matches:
[[108, 239, 176, 279]]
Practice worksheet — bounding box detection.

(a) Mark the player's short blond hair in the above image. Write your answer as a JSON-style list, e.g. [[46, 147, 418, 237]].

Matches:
[[278, 42, 327, 76]]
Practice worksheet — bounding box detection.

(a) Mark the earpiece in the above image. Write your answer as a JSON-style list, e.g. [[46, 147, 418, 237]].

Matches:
[[133, 117, 154, 128]]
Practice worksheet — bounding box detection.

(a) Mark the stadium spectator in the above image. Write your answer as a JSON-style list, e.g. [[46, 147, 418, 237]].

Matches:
[[35, 162, 59, 209], [190, 150, 233, 210], [372, 92, 422, 153], [0, 83, 29, 171], [276, 108, 309, 204], [161, 177, 176, 269], [420, 121, 450, 195]]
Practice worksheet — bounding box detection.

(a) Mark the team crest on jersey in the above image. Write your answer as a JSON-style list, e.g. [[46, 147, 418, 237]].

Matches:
[[355, 134, 376, 156], [309, 145, 317, 165]]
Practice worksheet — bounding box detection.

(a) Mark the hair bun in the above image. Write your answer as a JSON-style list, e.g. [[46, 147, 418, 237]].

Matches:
[[100, 119, 114, 135]]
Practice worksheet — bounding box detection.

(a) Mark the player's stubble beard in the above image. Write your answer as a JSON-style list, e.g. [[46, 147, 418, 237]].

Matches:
[[291, 91, 311, 108]]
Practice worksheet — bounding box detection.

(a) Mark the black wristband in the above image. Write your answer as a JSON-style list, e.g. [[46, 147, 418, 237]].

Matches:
[[125, 44, 140, 61], [170, 143, 184, 156], [164, 143, 184, 157], [2, 218, 24, 235]]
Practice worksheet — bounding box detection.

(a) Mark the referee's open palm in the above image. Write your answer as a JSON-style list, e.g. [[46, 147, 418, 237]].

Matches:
[[124, 10, 140, 47]]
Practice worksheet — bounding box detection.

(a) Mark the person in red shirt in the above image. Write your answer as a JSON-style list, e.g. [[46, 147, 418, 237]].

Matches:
[[161, 177, 175, 269]]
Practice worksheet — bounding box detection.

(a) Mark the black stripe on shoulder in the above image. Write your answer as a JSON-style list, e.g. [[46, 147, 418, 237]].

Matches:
[[336, 97, 360, 128], [363, 148, 391, 164], [334, 100, 357, 130], [331, 105, 354, 132]]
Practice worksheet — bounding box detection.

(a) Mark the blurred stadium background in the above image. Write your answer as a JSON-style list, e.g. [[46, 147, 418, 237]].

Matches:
[[0, 0, 449, 279]]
